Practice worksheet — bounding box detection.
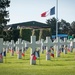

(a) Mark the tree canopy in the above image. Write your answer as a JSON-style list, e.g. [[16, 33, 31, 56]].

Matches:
[[46, 17, 75, 37], [0, 0, 10, 37]]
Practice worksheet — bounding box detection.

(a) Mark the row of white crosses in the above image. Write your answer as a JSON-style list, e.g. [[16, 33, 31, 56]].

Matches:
[[53, 37, 70, 57], [36, 37, 54, 61], [7, 39, 28, 59], [41, 37, 69, 59], [1, 36, 52, 64], [0, 36, 69, 63], [0, 38, 27, 63], [0, 36, 75, 64], [15, 38, 28, 59], [40, 37, 66, 59]]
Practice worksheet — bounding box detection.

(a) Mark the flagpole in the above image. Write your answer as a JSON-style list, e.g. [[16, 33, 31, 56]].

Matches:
[[56, 0, 58, 39], [56, 0, 59, 57]]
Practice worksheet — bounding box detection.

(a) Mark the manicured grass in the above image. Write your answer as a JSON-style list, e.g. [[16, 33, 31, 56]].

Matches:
[[0, 50, 75, 75]]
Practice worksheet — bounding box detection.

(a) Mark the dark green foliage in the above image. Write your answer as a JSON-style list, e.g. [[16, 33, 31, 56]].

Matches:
[[3, 29, 19, 42], [41, 29, 51, 40], [46, 17, 56, 35], [4, 28, 51, 41], [0, 0, 10, 26], [3, 30, 12, 41], [0, 0, 10, 37], [70, 21, 75, 36], [13, 29, 51, 41], [34, 30, 40, 41], [22, 29, 32, 41], [18, 28, 51, 41], [0, 0, 10, 8], [21, 28, 51, 41], [12, 29, 19, 42], [46, 17, 75, 37]]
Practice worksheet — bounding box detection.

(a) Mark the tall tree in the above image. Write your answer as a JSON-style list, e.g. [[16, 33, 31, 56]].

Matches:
[[71, 21, 75, 31], [46, 18, 72, 35], [0, 0, 10, 37], [46, 17, 61, 35], [60, 19, 71, 34], [70, 21, 75, 36], [46, 17, 56, 35]]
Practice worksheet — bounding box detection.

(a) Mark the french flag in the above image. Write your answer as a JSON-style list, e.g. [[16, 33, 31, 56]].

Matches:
[[41, 6, 55, 17], [50, 6, 55, 15], [41, 11, 49, 17]]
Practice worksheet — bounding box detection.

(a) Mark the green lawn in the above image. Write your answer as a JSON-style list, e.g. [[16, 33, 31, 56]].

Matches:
[[0, 50, 75, 75]]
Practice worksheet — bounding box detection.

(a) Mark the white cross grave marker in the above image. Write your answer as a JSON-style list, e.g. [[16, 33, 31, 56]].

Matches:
[[42, 37, 53, 60], [70, 39, 75, 52], [5, 41, 9, 53], [53, 37, 64, 57], [9, 40, 15, 56], [15, 38, 23, 59], [21, 40, 26, 53], [3, 41, 7, 56], [36, 39, 44, 53], [27, 36, 41, 65], [72, 39, 75, 52], [63, 38, 70, 54], [3, 41, 7, 50], [21, 40, 28, 57], [40, 39, 44, 53], [0, 38, 3, 63]]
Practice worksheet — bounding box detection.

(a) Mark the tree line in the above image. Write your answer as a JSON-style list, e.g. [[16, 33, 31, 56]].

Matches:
[[46, 17, 75, 37], [0, 0, 75, 41]]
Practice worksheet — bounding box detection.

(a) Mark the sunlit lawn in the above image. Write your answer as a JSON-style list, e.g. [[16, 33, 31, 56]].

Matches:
[[0, 49, 75, 75]]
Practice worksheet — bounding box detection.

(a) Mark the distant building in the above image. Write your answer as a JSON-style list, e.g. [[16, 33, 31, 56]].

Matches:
[[4, 21, 50, 30], [3, 21, 51, 41]]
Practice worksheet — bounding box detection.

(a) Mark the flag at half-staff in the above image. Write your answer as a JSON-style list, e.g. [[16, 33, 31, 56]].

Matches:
[[41, 6, 55, 17]]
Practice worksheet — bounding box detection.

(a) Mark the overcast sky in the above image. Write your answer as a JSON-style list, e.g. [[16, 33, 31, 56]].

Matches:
[[7, 0, 75, 24]]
